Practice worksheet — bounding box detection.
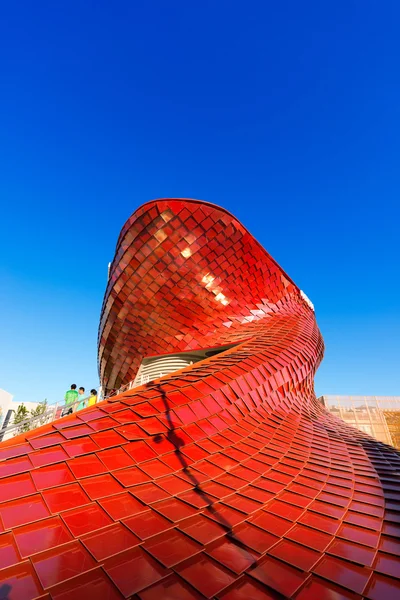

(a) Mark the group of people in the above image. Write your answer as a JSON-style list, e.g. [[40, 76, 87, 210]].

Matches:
[[63, 384, 98, 416]]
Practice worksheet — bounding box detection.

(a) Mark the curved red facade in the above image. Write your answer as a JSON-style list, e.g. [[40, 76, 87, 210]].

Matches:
[[0, 199, 399, 599]]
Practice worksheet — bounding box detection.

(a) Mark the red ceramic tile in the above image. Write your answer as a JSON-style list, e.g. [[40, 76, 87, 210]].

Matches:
[[61, 502, 112, 536], [374, 552, 400, 578], [144, 529, 202, 567], [123, 509, 174, 539], [48, 567, 123, 600], [138, 573, 204, 600], [157, 474, 193, 495], [327, 539, 376, 567], [249, 555, 309, 597], [60, 425, 94, 439], [63, 437, 99, 458], [234, 522, 279, 553], [14, 517, 72, 558], [31, 540, 96, 588], [130, 481, 170, 503], [98, 446, 136, 470], [0, 494, 50, 529], [153, 497, 198, 522], [42, 482, 90, 513], [313, 555, 371, 594], [0, 443, 32, 461], [31, 462, 75, 490], [0, 472, 36, 502], [206, 537, 257, 574], [296, 576, 360, 600], [207, 503, 246, 528], [0, 561, 43, 600], [363, 572, 400, 600], [285, 523, 332, 551], [103, 546, 170, 596], [67, 453, 107, 478], [77, 409, 106, 422], [218, 576, 280, 600], [115, 424, 146, 441], [178, 514, 226, 545], [337, 523, 380, 548], [139, 458, 174, 479], [30, 433, 65, 450], [175, 554, 236, 597], [268, 538, 320, 571], [87, 416, 118, 431], [112, 465, 151, 487], [0, 532, 20, 569], [79, 473, 124, 499], [30, 445, 69, 468], [0, 455, 33, 479], [82, 522, 140, 560], [124, 440, 157, 462], [99, 491, 146, 520]]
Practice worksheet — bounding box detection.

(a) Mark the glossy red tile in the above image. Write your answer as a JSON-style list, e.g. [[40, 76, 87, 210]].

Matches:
[[67, 453, 107, 479], [249, 555, 309, 597], [178, 514, 226, 545], [31, 463, 75, 490], [112, 465, 151, 487], [30, 446, 69, 468], [0, 455, 33, 479], [63, 437, 99, 458], [48, 567, 123, 600], [268, 538, 320, 571], [99, 491, 146, 520], [175, 553, 236, 597], [82, 522, 140, 560], [363, 572, 400, 600], [0, 494, 50, 529], [30, 433, 66, 450], [218, 575, 280, 600], [0, 472, 36, 502], [206, 537, 257, 574], [31, 540, 96, 589], [0, 532, 20, 569], [138, 573, 204, 600], [103, 546, 170, 596], [144, 529, 202, 567], [153, 497, 198, 522], [61, 503, 112, 536], [123, 509, 174, 539], [42, 483, 90, 513], [313, 555, 371, 594], [14, 517, 72, 558], [0, 561, 43, 600], [98, 446, 135, 470], [79, 473, 124, 499]]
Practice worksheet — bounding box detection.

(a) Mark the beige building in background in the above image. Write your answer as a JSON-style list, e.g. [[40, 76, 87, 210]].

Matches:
[[320, 395, 400, 449]]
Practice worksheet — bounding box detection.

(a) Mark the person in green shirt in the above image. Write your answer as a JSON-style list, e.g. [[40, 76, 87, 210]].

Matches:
[[63, 384, 78, 416]]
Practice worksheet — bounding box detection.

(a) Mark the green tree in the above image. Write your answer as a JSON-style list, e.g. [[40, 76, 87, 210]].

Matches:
[[13, 400, 49, 436], [30, 400, 48, 428], [13, 404, 29, 434]]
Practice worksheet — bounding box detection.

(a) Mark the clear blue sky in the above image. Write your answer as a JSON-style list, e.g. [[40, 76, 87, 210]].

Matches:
[[0, 1, 399, 405]]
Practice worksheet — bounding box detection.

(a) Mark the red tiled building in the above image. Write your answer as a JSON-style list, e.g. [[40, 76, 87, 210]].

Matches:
[[0, 198, 399, 599]]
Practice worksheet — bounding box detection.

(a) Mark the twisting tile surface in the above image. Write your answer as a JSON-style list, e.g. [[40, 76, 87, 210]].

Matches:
[[0, 198, 399, 599]]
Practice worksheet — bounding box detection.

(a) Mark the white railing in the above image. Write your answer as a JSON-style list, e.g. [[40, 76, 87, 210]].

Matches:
[[0, 389, 102, 441]]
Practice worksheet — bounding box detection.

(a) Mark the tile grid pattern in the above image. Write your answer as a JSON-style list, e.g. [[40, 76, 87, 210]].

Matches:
[[0, 199, 398, 599]]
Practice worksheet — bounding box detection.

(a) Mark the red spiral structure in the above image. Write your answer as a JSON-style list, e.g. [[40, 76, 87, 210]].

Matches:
[[0, 199, 399, 599]]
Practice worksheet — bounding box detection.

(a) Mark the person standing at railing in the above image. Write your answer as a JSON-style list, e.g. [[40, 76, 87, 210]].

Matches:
[[76, 386, 87, 411], [88, 389, 98, 406], [62, 384, 78, 416]]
